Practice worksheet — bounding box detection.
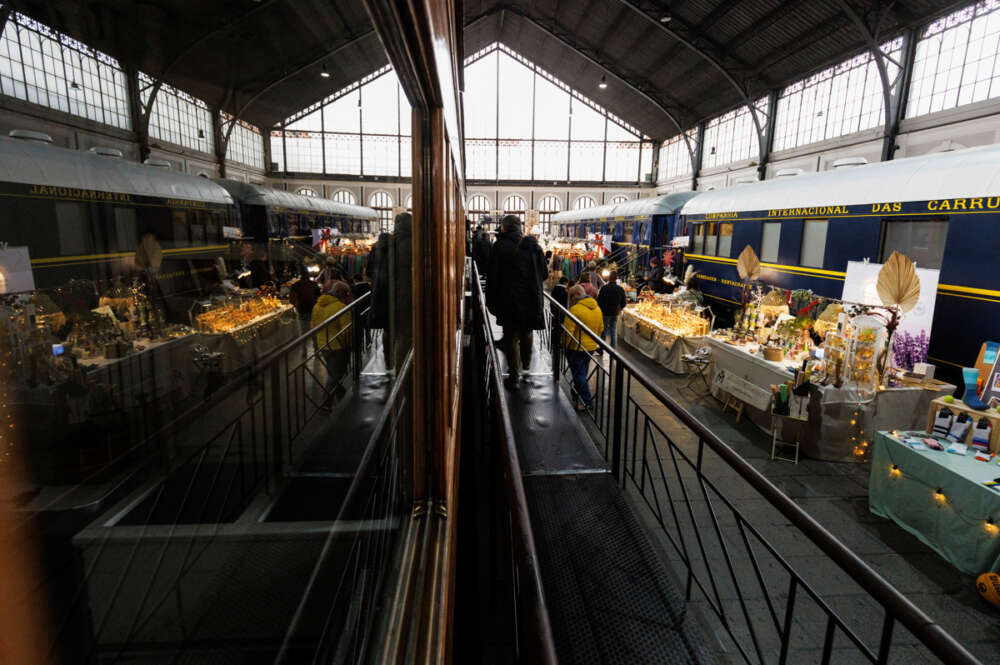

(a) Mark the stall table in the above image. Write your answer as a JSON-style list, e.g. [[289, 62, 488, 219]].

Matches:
[[705, 337, 955, 461], [619, 308, 706, 374], [870, 431, 1000, 575]]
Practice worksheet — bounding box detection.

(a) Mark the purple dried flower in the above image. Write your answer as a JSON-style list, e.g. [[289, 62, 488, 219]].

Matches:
[[892, 330, 929, 371]]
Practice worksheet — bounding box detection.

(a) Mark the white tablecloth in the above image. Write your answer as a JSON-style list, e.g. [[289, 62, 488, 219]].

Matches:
[[704, 337, 956, 461], [619, 309, 706, 374]]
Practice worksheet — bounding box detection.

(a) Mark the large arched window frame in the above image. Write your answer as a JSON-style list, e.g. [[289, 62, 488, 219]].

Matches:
[[370, 191, 394, 231], [503, 195, 527, 222], [332, 189, 357, 205], [537, 195, 563, 235], [574, 195, 597, 210], [468, 194, 491, 220], [296, 187, 318, 197], [610, 195, 629, 204]]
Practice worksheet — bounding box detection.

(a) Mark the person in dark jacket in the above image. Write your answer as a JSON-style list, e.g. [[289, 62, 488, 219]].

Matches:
[[289, 265, 321, 335], [597, 270, 628, 349], [646, 256, 666, 294], [486, 215, 547, 390], [550, 276, 569, 322], [472, 228, 493, 277], [389, 213, 413, 373]]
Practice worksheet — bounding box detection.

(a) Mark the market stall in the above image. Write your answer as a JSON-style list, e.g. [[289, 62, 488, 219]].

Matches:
[[705, 336, 955, 460], [870, 431, 1000, 575], [620, 300, 710, 374]]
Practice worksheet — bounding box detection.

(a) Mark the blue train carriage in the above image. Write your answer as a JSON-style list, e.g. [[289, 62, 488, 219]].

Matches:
[[0, 132, 237, 316], [213, 180, 378, 280], [550, 192, 699, 279], [678, 145, 1000, 380]]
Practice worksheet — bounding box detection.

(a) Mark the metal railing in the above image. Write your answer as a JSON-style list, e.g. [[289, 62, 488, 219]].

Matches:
[[51, 294, 380, 664], [472, 264, 558, 665], [543, 292, 981, 665]]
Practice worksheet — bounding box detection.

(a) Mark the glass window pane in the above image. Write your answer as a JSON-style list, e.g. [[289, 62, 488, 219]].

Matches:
[[881, 218, 949, 269], [605, 142, 640, 181], [718, 223, 733, 258], [761, 222, 781, 263], [705, 223, 718, 256], [466, 139, 497, 180], [498, 52, 533, 139], [284, 131, 324, 172], [569, 142, 604, 181], [114, 207, 137, 252], [362, 134, 399, 176], [325, 133, 361, 175], [800, 219, 828, 267], [534, 76, 569, 140], [56, 202, 90, 255], [533, 140, 568, 180], [464, 51, 497, 138], [498, 139, 531, 179], [323, 89, 361, 133], [286, 108, 322, 131], [361, 71, 399, 134], [570, 102, 605, 140]]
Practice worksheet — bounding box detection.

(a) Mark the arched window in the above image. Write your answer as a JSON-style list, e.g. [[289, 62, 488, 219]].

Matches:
[[574, 195, 597, 210], [296, 187, 318, 197], [405, 194, 413, 211], [332, 189, 357, 205], [610, 195, 629, 204], [468, 194, 491, 219], [370, 191, 394, 230], [503, 195, 526, 222], [537, 195, 562, 235]]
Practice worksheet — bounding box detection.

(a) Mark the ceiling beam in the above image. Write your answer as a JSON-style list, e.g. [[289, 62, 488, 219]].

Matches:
[[692, 0, 746, 35], [222, 29, 377, 146], [499, 6, 695, 136], [749, 14, 854, 78]]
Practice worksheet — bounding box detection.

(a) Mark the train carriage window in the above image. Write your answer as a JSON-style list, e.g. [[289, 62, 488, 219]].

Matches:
[[189, 213, 206, 244], [113, 207, 137, 252], [761, 222, 781, 263], [172, 211, 191, 247], [881, 218, 949, 270], [800, 219, 828, 268], [204, 212, 220, 243], [705, 223, 718, 256], [692, 223, 705, 255], [55, 202, 92, 256], [717, 223, 733, 258]]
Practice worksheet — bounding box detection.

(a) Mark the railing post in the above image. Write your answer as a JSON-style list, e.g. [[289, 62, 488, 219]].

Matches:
[[351, 307, 362, 388], [610, 358, 626, 484], [551, 319, 561, 383], [269, 358, 283, 474]]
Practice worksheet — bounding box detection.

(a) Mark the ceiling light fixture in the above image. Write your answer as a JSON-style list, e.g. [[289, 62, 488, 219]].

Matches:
[[70, 80, 80, 90], [320, 64, 330, 79], [599, 75, 608, 89], [660, 13, 672, 23], [198, 129, 206, 140]]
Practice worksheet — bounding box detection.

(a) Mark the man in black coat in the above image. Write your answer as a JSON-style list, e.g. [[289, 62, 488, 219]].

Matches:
[[472, 228, 493, 277], [486, 215, 547, 390], [597, 270, 628, 349]]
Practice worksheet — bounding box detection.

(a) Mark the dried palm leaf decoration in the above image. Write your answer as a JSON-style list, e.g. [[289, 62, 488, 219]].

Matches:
[[684, 264, 696, 286], [736, 245, 761, 281], [135, 233, 163, 272], [876, 251, 920, 313]]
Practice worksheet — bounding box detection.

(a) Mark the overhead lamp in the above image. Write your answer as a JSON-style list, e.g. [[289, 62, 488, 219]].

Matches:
[[197, 129, 206, 140], [709, 146, 717, 155], [599, 75, 608, 90], [660, 13, 672, 23], [70, 80, 80, 90], [320, 64, 331, 79]]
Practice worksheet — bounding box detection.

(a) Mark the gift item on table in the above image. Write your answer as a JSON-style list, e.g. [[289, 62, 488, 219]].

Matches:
[[975, 450, 994, 462], [933, 408, 954, 438], [963, 367, 989, 410], [771, 382, 792, 415], [909, 441, 929, 450], [972, 417, 993, 453], [946, 441, 968, 455], [924, 438, 945, 451], [947, 412, 971, 442]]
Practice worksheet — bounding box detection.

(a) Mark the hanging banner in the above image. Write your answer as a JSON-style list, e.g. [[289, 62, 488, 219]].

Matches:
[[588, 232, 612, 257]]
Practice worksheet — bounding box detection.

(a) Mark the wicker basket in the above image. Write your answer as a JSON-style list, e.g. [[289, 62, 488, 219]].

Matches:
[[763, 346, 784, 362]]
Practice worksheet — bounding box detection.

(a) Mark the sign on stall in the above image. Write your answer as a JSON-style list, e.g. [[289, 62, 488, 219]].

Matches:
[[712, 369, 773, 411], [842, 260, 939, 340], [671, 236, 690, 248], [0, 246, 34, 293]]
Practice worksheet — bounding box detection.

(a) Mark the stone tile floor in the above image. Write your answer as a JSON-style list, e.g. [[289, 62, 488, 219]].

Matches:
[[603, 343, 1000, 665]]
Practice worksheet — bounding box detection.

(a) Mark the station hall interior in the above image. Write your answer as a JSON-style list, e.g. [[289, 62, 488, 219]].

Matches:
[[3, 0, 1000, 663]]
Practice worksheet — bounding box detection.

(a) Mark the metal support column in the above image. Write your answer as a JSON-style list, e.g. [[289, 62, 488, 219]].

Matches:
[[125, 68, 150, 162], [212, 109, 227, 178], [757, 89, 779, 181], [883, 28, 917, 162], [690, 122, 705, 191]]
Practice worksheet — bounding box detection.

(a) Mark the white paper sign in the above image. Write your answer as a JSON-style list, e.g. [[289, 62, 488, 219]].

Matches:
[[671, 236, 690, 248], [712, 368, 773, 411], [841, 260, 939, 340], [0, 246, 34, 293]]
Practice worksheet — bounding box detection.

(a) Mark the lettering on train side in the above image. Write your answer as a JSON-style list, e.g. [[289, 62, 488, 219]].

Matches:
[[704, 212, 739, 220], [871, 202, 902, 213], [766, 206, 848, 217], [27, 185, 132, 202], [928, 197, 1000, 211], [166, 198, 207, 208]]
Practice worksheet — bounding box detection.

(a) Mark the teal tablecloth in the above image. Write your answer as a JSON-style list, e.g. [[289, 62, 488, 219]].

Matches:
[[870, 431, 1000, 575]]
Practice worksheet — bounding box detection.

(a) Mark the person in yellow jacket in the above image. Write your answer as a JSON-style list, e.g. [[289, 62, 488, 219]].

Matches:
[[563, 284, 603, 411], [311, 281, 353, 409]]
